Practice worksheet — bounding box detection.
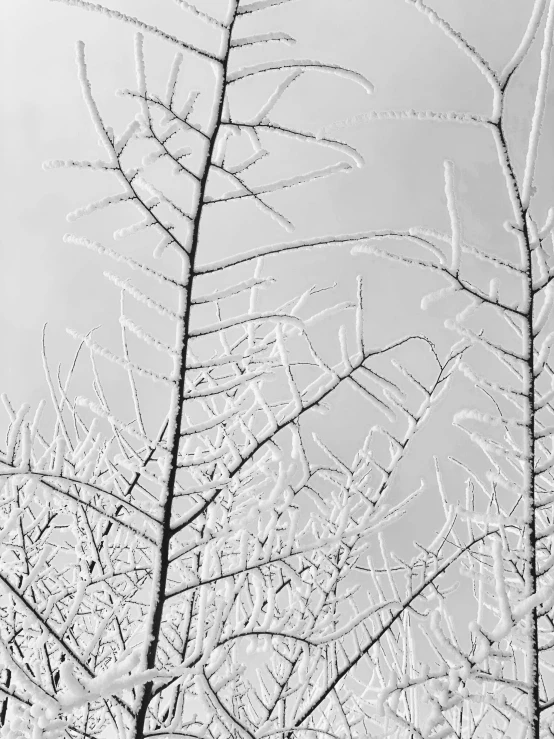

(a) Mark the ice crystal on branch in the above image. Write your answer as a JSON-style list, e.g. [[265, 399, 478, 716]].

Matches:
[[2, 1, 451, 737], [8, 1, 554, 738], [347, 1, 554, 736]]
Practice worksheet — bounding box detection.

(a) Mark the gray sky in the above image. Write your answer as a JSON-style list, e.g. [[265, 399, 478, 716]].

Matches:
[[2, 0, 553, 564], [3, 0, 547, 395]]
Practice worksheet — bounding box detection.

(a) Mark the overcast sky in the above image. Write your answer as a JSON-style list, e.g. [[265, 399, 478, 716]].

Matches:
[[2, 0, 553, 567], [3, 0, 548, 388]]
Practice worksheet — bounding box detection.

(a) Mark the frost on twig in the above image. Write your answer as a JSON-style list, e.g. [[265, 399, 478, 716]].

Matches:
[[2, 2, 457, 737], [11, 0, 554, 737], [348, 0, 554, 734]]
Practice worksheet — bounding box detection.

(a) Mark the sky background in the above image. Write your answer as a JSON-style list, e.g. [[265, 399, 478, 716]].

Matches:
[[2, 0, 554, 610], [4, 0, 550, 400]]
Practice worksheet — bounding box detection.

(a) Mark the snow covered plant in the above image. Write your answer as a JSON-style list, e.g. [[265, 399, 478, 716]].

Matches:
[[0, 1, 474, 738], [341, 1, 554, 737]]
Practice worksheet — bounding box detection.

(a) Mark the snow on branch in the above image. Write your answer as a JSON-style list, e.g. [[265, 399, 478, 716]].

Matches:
[[237, 0, 301, 15], [247, 69, 303, 125], [404, 0, 501, 116], [352, 232, 526, 317], [206, 162, 352, 202], [501, 0, 548, 85], [318, 108, 490, 139], [231, 32, 296, 48], [195, 231, 382, 274], [75, 40, 116, 165], [50, 0, 224, 62], [103, 272, 180, 319], [238, 121, 365, 168], [228, 60, 374, 95], [192, 276, 274, 304], [67, 329, 175, 386], [25, 1, 514, 735], [173, 0, 228, 30], [63, 234, 183, 286], [444, 160, 462, 275], [521, 0, 554, 208], [190, 310, 303, 337], [66, 191, 134, 223]]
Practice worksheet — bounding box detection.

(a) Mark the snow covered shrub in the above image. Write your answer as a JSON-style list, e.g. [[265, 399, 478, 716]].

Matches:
[[6, 1, 554, 738], [346, 1, 554, 736]]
